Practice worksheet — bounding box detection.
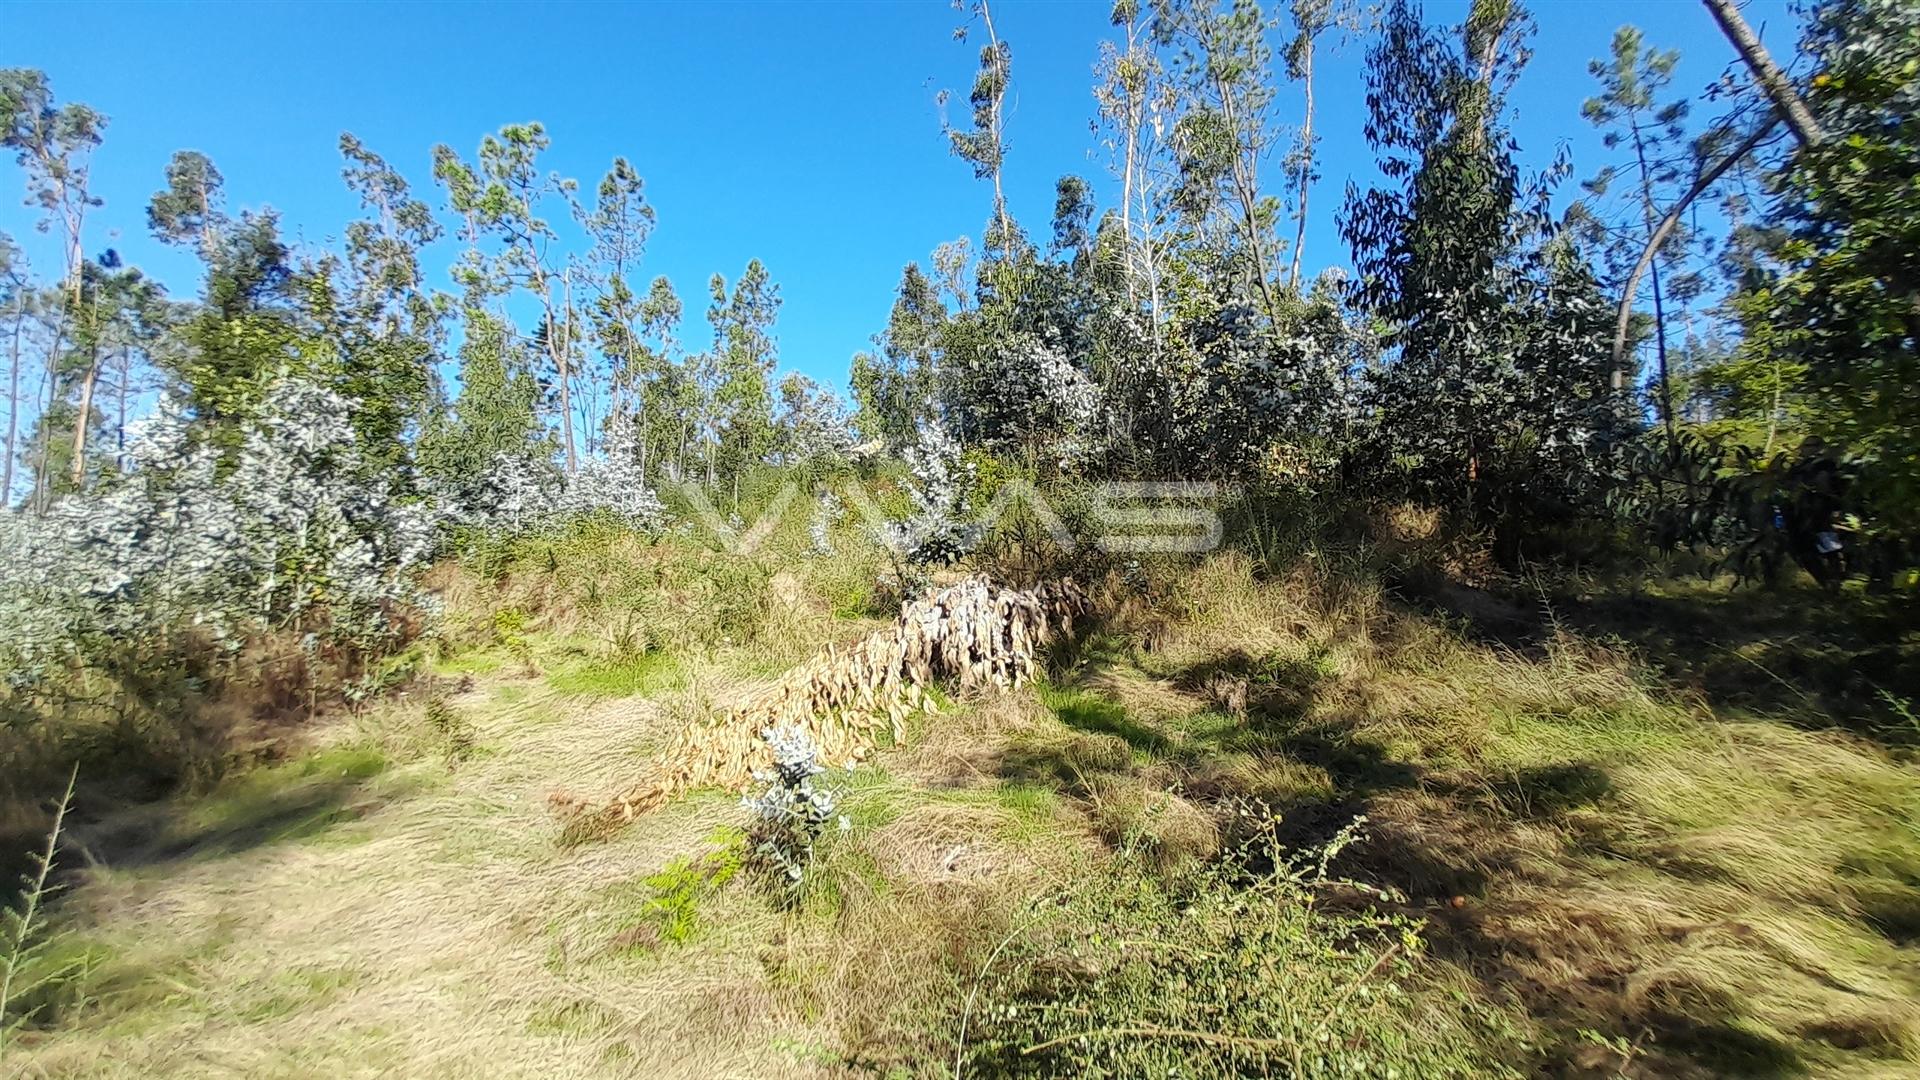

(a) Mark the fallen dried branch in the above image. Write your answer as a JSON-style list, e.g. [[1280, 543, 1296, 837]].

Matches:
[[554, 576, 1088, 840]]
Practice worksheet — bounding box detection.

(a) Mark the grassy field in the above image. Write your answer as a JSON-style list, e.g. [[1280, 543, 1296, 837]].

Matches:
[[4, 538, 1919, 1077]]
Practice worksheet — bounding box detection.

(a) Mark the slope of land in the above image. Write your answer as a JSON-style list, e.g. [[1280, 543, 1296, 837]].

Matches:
[[7, 549, 1919, 1078]]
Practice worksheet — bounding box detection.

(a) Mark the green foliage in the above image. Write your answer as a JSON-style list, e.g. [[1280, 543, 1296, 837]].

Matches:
[[631, 841, 743, 947], [953, 815, 1525, 1078], [1344, 0, 1633, 529], [1737, 0, 1920, 542]]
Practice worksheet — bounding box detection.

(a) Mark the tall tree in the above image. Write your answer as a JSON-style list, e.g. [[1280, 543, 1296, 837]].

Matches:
[[706, 260, 781, 500], [1158, 0, 1286, 320], [946, 0, 1014, 248], [418, 309, 543, 497], [1, 235, 24, 503], [2, 70, 104, 508], [579, 157, 656, 454], [1095, 0, 1170, 325], [772, 372, 850, 467], [329, 133, 446, 466], [432, 125, 583, 471], [1736, 0, 1920, 537], [1282, 0, 1360, 291], [0, 70, 103, 312], [855, 262, 948, 447], [147, 150, 224, 259], [633, 275, 687, 479], [165, 209, 313, 446], [1343, 0, 1602, 517], [1579, 26, 1703, 443]]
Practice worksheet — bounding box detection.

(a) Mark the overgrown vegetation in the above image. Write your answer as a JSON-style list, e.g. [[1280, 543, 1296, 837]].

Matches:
[[1, 0, 1917, 1075]]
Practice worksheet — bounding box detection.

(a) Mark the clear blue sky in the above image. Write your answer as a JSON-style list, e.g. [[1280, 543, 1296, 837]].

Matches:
[[2, 0, 1797, 394]]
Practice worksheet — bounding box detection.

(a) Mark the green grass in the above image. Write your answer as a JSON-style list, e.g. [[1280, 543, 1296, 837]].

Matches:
[[429, 649, 503, 677], [161, 746, 393, 857], [238, 966, 359, 1023], [546, 649, 683, 698]]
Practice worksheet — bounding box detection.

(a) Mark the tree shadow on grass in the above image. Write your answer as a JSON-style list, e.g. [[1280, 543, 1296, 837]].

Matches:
[[1557, 586, 1920, 744], [1397, 567, 1920, 748], [999, 650, 1822, 1077], [75, 747, 405, 870]]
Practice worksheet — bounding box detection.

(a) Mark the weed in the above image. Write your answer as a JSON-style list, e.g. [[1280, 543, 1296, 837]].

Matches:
[[492, 607, 536, 674], [2, 767, 83, 1062], [424, 694, 475, 769], [950, 814, 1527, 1078], [623, 839, 745, 949]]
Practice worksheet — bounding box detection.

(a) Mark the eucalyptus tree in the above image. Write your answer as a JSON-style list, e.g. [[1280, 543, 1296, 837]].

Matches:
[[431, 124, 584, 471], [137, 143, 324, 462], [579, 157, 656, 455], [1341, 0, 1619, 520], [1282, 0, 1362, 291], [1155, 0, 1285, 322], [2, 235, 25, 503], [0, 70, 103, 313], [1095, 0, 1171, 323], [73, 256, 166, 487], [2, 70, 105, 508], [946, 0, 1014, 249], [931, 237, 975, 312]]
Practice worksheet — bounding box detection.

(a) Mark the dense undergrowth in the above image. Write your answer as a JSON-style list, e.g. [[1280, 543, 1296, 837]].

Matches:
[[1, 487, 1915, 1078]]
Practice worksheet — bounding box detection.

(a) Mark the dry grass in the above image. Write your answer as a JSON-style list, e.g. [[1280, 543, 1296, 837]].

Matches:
[[9, 534, 1918, 1078], [1038, 551, 1920, 1077], [5, 680, 826, 1078]]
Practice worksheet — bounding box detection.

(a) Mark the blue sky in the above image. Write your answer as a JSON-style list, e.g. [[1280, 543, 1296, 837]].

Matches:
[[2, 0, 1797, 395]]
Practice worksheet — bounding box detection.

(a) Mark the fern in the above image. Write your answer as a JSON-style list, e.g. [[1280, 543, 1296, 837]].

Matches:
[[1, 764, 80, 1062]]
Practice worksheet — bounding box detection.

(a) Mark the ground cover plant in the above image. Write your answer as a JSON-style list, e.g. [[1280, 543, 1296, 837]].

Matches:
[[2, 0, 1919, 1075]]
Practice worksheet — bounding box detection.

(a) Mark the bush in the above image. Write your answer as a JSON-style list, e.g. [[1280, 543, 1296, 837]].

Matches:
[[743, 726, 847, 897], [952, 815, 1526, 1077]]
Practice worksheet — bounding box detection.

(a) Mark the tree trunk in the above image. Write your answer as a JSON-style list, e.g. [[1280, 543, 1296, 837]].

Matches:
[[1120, 81, 1137, 306], [115, 344, 130, 468], [1611, 119, 1779, 379], [553, 270, 577, 474], [68, 347, 99, 489], [1287, 32, 1316, 293], [980, 0, 1011, 246], [1702, 0, 1825, 147], [1647, 256, 1675, 440], [1630, 120, 1677, 445], [31, 361, 52, 514], [3, 297, 21, 506], [1213, 67, 1279, 323]]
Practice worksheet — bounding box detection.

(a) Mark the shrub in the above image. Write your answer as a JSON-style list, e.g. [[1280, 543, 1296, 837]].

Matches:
[[743, 726, 847, 895], [951, 815, 1526, 1077]]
